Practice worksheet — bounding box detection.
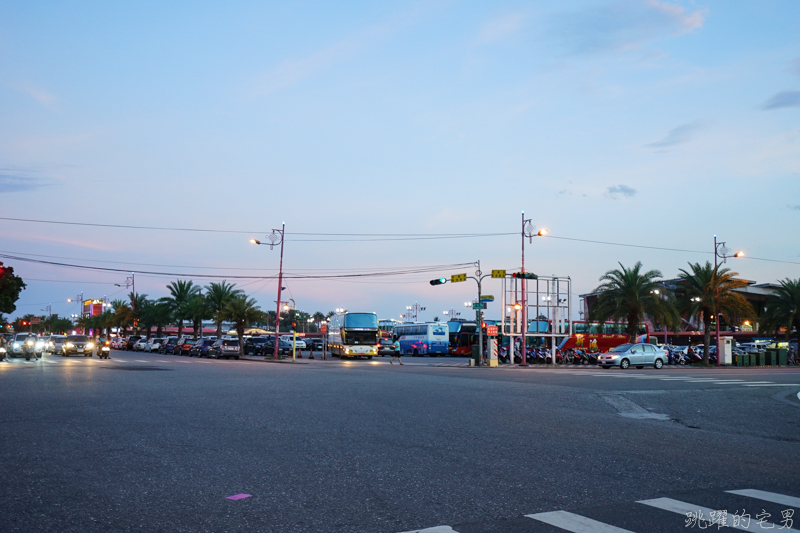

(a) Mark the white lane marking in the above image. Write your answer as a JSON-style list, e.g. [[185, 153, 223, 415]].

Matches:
[[135, 360, 147, 363], [157, 360, 169, 363], [526, 510, 636, 532], [397, 527, 459, 533], [716, 381, 772, 385], [175, 361, 190, 363], [726, 489, 800, 508], [637, 497, 798, 531], [743, 383, 800, 387]]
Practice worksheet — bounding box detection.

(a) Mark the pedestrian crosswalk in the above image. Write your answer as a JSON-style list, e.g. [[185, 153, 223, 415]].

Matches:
[[397, 488, 800, 532]]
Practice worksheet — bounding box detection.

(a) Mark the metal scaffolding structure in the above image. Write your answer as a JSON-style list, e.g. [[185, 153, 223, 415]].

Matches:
[[500, 274, 572, 365]]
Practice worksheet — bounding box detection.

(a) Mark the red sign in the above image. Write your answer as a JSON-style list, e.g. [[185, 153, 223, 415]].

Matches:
[[486, 325, 498, 336], [320, 324, 328, 334]]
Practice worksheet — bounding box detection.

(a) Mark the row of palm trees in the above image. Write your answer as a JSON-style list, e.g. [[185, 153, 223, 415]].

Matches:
[[79, 281, 262, 352], [589, 261, 800, 365]]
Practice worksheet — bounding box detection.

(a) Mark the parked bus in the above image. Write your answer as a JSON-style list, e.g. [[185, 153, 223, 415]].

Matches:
[[449, 320, 477, 355], [328, 312, 379, 358], [558, 321, 649, 352], [396, 322, 449, 356]]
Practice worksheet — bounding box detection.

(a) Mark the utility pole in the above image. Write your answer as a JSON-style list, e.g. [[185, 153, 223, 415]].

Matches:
[[251, 224, 285, 360], [713, 235, 743, 366], [521, 213, 546, 366]]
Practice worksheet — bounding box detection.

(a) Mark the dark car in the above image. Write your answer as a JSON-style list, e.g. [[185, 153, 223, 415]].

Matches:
[[189, 338, 216, 357], [63, 335, 95, 357], [174, 337, 196, 356], [377, 338, 397, 356], [208, 339, 241, 359], [243, 336, 269, 355], [125, 335, 143, 351], [259, 336, 292, 356], [309, 338, 324, 351], [159, 336, 179, 354]]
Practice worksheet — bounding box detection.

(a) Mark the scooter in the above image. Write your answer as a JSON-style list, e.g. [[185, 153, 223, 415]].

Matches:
[[98, 340, 111, 359]]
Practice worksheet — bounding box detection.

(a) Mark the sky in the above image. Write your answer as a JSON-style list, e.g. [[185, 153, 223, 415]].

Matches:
[[1, 0, 799, 324]]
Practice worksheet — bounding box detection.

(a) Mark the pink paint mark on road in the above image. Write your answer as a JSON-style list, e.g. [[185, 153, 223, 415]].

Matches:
[[226, 494, 252, 500]]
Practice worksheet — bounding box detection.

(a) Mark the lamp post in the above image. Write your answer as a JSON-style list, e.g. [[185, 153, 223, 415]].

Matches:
[[251, 223, 285, 360], [713, 235, 743, 366], [521, 211, 547, 366]]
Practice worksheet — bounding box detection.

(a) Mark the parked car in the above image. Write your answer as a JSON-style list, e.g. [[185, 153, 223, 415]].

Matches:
[[309, 338, 324, 351], [62, 334, 95, 357], [189, 338, 216, 357], [260, 336, 292, 356], [133, 338, 149, 352], [377, 338, 397, 356], [208, 339, 241, 359], [174, 337, 196, 356], [279, 335, 306, 349], [243, 336, 269, 355], [599, 343, 667, 369], [145, 338, 165, 353], [160, 337, 178, 354], [125, 336, 143, 351]]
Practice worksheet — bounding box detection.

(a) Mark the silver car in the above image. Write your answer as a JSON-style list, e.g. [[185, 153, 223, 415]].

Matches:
[[599, 343, 667, 369]]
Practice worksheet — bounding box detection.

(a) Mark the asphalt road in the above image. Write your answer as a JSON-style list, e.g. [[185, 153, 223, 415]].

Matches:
[[1, 351, 799, 532]]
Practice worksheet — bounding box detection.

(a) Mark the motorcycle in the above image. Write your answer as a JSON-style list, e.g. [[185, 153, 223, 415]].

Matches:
[[98, 340, 111, 359]]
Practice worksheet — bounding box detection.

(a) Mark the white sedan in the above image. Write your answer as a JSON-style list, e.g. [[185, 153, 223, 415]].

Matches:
[[599, 343, 667, 369], [279, 335, 306, 349]]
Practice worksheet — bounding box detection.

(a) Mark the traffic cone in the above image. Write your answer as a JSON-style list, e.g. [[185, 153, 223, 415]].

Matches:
[[297, 348, 302, 359]]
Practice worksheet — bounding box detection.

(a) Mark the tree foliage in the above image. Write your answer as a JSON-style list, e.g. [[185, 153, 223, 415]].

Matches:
[[760, 277, 800, 340], [589, 262, 680, 342], [677, 261, 754, 364], [0, 262, 26, 315]]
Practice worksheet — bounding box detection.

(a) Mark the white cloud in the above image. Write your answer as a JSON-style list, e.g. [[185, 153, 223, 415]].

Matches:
[[9, 82, 57, 107], [477, 12, 527, 44], [606, 184, 637, 199]]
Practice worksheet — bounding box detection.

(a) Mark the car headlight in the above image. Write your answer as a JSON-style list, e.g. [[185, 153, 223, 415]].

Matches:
[[13, 342, 20, 348], [0, 347, 6, 353], [86, 343, 94, 349], [66, 343, 74, 348]]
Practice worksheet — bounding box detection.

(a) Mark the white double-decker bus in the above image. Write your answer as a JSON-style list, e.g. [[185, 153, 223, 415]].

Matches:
[[328, 312, 379, 359]]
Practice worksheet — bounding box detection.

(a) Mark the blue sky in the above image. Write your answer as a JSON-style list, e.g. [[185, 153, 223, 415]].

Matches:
[[1, 0, 799, 323]]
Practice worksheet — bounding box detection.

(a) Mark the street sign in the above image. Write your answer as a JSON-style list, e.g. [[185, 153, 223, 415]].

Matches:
[[451, 273, 467, 283], [491, 270, 506, 278], [472, 303, 486, 310], [30, 317, 41, 324], [480, 295, 494, 302], [320, 324, 327, 334], [486, 325, 498, 336]]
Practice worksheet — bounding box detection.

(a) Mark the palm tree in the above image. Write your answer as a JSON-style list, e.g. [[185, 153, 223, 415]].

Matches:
[[205, 281, 243, 338], [137, 299, 156, 339], [161, 280, 200, 338], [589, 262, 680, 342], [184, 295, 212, 338], [760, 278, 800, 340], [677, 262, 755, 364], [113, 303, 134, 337], [223, 295, 263, 353], [151, 302, 173, 338]]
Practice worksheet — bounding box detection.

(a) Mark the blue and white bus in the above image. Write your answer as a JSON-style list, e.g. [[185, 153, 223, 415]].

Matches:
[[328, 312, 379, 358], [395, 322, 449, 357]]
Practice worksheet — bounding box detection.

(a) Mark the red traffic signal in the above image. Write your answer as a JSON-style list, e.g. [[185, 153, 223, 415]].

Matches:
[[511, 272, 538, 280]]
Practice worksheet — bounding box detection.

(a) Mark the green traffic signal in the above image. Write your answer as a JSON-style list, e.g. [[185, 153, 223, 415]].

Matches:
[[511, 272, 538, 280], [430, 278, 447, 286]]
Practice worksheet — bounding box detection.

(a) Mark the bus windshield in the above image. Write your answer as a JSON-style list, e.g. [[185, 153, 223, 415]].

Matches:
[[344, 313, 378, 329]]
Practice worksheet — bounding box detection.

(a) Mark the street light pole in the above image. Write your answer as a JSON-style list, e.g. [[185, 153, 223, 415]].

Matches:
[[713, 235, 743, 366], [521, 212, 547, 367], [251, 223, 286, 360]]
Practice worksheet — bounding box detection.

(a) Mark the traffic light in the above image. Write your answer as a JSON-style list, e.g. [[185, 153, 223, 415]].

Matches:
[[511, 272, 538, 280], [429, 278, 447, 286], [291, 321, 296, 329]]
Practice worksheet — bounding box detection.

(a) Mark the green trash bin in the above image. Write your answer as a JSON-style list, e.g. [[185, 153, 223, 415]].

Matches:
[[748, 353, 756, 366], [471, 344, 480, 366], [736, 353, 747, 366], [764, 350, 777, 366], [755, 352, 765, 366], [778, 348, 788, 366]]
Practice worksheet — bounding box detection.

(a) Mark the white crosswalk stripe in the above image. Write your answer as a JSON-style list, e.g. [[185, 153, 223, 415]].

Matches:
[[726, 489, 800, 508], [394, 489, 800, 533], [637, 497, 799, 531], [527, 510, 636, 532]]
